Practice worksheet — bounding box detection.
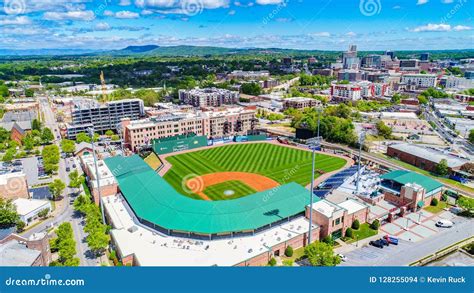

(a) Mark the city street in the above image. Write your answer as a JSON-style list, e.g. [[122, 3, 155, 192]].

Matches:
[[22, 97, 100, 266]]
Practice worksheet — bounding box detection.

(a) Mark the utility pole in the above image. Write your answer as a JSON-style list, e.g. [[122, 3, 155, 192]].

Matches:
[[88, 127, 106, 224], [307, 135, 321, 246], [355, 131, 366, 195]]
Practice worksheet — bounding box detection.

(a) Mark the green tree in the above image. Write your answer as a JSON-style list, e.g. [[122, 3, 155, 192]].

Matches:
[[285, 246, 294, 257], [241, 82, 262, 96], [68, 170, 85, 189], [61, 139, 76, 154], [431, 198, 439, 206], [345, 227, 353, 238], [322, 235, 334, 246], [16, 220, 26, 232], [31, 119, 42, 131], [87, 227, 109, 255], [376, 121, 392, 139], [135, 89, 162, 107], [370, 219, 380, 230], [2, 148, 16, 162], [304, 241, 341, 266], [268, 257, 277, 266], [0, 127, 9, 143], [351, 219, 360, 230], [469, 129, 474, 144], [76, 132, 91, 143], [38, 208, 50, 219], [49, 179, 66, 200], [41, 128, 54, 144], [0, 198, 19, 228], [111, 134, 120, 141], [105, 130, 114, 137], [435, 159, 449, 176], [24, 88, 34, 97], [22, 134, 35, 151]]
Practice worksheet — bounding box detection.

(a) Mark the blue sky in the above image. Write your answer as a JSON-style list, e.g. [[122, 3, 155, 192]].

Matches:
[[0, 0, 472, 50]]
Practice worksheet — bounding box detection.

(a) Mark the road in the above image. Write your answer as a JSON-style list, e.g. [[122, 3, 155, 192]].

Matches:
[[23, 96, 99, 266], [340, 216, 473, 266]]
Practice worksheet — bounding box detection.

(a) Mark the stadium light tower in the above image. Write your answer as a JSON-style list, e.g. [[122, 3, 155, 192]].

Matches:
[[88, 127, 106, 224], [307, 135, 321, 246], [355, 131, 366, 195]]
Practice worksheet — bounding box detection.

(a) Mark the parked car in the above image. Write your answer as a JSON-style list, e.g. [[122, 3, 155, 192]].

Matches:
[[337, 254, 347, 262], [379, 238, 390, 246], [383, 235, 399, 245], [449, 207, 463, 215], [66, 166, 70, 172], [435, 219, 454, 228], [369, 240, 384, 249]]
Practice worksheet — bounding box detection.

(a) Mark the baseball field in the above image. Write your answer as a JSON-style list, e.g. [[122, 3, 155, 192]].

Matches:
[[162, 143, 347, 200]]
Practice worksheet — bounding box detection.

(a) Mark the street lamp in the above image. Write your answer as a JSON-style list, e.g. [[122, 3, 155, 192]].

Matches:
[[88, 127, 106, 224], [355, 131, 366, 195], [307, 136, 321, 246]]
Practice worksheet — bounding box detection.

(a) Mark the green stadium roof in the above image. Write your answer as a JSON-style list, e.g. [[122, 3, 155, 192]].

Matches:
[[104, 155, 315, 235], [380, 170, 443, 193]]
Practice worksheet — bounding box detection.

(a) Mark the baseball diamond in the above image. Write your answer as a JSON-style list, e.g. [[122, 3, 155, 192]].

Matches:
[[163, 142, 347, 200]]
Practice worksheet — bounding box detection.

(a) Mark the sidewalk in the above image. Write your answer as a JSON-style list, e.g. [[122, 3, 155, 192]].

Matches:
[[334, 233, 381, 254]]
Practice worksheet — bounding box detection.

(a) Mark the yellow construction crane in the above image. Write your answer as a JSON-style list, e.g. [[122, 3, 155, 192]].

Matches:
[[100, 71, 107, 101]]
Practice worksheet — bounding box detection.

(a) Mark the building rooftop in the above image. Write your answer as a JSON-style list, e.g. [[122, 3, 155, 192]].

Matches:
[[104, 155, 316, 235], [105, 194, 317, 266], [380, 170, 443, 193], [338, 199, 368, 215], [310, 199, 343, 218], [388, 143, 469, 168], [0, 240, 40, 266], [13, 198, 50, 216]]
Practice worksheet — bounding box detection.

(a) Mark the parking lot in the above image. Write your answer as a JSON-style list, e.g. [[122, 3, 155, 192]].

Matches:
[[21, 156, 52, 186], [339, 214, 472, 266]]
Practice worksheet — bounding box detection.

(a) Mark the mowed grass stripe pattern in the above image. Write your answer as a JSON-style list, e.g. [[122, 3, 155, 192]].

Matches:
[[203, 180, 257, 201], [163, 143, 347, 197]]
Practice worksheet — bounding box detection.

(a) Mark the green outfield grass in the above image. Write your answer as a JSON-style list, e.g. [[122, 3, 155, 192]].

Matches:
[[203, 180, 257, 201], [162, 143, 347, 200]]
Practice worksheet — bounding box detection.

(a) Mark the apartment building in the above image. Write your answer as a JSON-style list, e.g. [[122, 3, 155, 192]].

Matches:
[[400, 74, 437, 88], [66, 99, 145, 139], [330, 84, 362, 101], [178, 88, 239, 107], [122, 107, 256, 152], [282, 97, 321, 110]]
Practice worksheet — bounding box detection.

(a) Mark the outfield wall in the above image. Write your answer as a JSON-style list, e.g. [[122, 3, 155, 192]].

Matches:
[[152, 135, 209, 155]]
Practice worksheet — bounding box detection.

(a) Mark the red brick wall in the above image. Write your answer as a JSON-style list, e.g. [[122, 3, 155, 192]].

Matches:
[[387, 146, 437, 172]]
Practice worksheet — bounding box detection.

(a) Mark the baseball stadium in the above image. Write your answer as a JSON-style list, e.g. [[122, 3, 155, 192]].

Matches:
[[104, 135, 349, 240]]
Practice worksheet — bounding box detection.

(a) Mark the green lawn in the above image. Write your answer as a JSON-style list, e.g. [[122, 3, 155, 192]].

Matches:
[[281, 246, 306, 262], [203, 180, 256, 201], [424, 201, 448, 214], [344, 223, 378, 243], [163, 143, 347, 199]]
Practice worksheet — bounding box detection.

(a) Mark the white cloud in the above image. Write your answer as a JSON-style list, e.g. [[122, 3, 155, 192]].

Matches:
[[410, 23, 472, 32], [416, 0, 429, 5], [309, 32, 331, 37], [104, 10, 115, 16], [346, 31, 357, 37], [44, 10, 95, 21], [256, 0, 285, 4], [453, 25, 472, 31], [442, 0, 454, 3], [0, 16, 32, 25], [119, 0, 132, 5], [115, 11, 140, 19], [95, 22, 111, 31]]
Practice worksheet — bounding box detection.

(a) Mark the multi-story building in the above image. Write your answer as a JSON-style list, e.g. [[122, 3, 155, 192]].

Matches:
[[178, 88, 239, 107], [122, 107, 257, 152], [441, 76, 474, 90], [342, 45, 359, 70], [330, 84, 362, 101], [66, 99, 145, 139], [337, 70, 364, 82], [400, 59, 419, 70], [282, 97, 321, 110], [227, 70, 270, 80], [358, 81, 390, 99], [401, 74, 437, 88]]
